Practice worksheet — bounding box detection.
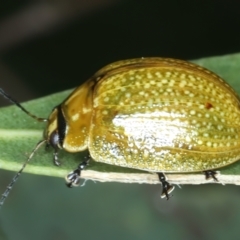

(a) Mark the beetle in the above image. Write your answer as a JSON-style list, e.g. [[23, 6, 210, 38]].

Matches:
[[1, 57, 240, 205]]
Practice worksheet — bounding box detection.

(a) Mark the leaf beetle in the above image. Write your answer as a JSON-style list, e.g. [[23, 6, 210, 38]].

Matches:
[[1, 57, 240, 206]]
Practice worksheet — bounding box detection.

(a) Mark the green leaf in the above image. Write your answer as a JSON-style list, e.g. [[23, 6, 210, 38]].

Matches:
[[1, 53, 240, 185]]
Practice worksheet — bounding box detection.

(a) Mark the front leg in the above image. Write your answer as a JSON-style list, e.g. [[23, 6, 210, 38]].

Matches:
[[66, 154, 91, 187]]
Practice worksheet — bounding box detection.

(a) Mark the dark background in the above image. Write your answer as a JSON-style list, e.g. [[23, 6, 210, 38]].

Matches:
[[1, 0, 240, 99], [0, 1, 240, 240]]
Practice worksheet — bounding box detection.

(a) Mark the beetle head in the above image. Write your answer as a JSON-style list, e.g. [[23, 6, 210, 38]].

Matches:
[[44, 105, 67, 165]]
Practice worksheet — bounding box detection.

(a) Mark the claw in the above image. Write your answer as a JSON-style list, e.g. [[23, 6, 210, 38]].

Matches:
[[160, 185, 175, 200], [65, 155, 90, 188], [66, 169, 81, 187], [204, 170, 218, 181]]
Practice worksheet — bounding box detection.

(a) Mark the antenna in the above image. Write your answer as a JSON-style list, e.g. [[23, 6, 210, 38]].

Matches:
[[0, 88, 47, 122], [0, 140, 47, 208], [0, 88, 49, 207]]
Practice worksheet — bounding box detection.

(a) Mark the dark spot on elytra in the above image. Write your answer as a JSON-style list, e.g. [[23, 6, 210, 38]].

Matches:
[[205, 102, 213, 109]]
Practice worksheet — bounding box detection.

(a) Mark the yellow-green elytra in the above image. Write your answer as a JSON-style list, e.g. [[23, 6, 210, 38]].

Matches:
[[1, 57, 240, 203], [45, 58, 240, 198]]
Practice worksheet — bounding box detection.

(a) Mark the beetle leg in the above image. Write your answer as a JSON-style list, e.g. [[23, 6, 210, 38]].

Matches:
[[44, 142, 61, 166], [53, 148, 61, 166], [204, 170, 218, 181], [157, 173, 174, 200], [66, 154, 91, 188]]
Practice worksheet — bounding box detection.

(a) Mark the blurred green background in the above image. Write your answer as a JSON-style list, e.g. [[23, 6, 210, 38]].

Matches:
[[1, 1, 240, 239]]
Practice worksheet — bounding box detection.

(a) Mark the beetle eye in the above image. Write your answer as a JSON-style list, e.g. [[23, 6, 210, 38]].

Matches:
[[49, 130, 60, 149]]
